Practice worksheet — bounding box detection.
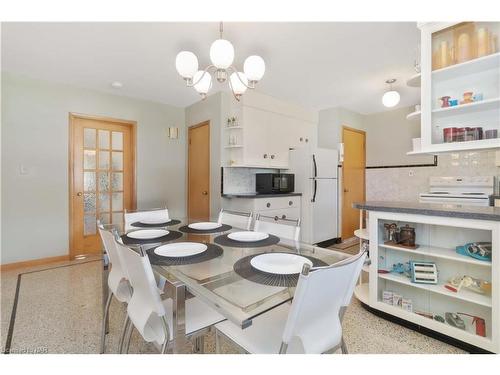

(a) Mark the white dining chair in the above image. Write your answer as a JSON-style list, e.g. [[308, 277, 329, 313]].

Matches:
[[97, 222, 133, 354], [217, 209, 253, 230], [124, 207, 170, 231], [214, 250, 367, 354], [114, 238, 225, 354], [253, 214, 301, 242]]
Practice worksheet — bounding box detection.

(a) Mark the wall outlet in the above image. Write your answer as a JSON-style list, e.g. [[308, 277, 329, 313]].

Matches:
[[19, 164, 29, 175]]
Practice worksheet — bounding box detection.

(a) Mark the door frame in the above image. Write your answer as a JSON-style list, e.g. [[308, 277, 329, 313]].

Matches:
[[341, 125, 366, 240], [187, 121, 211, 220], [68, 112, 137, 259]]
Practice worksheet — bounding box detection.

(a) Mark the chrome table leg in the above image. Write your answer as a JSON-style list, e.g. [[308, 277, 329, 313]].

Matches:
[[102, 257, 110, 334], [166, 278, 188, 354]]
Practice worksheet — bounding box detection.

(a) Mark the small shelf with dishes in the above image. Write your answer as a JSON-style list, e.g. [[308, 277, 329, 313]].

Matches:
[[432, 51, 500, 80], [406, 73, 421, 87], [432, 97, 500, 117], [224, 126, 244, 130], [224, 145, 244, 149], [406, 110, 421, 121]]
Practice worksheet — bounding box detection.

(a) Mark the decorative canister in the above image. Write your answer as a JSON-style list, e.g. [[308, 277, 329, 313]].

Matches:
[[485, 129, 498, 139], [443, 127, 458, 143], [399, 225, 416, 247], [461, 92, 474, 104], [457, 32, 472, 63], [456, 128, 466, 142], [439, 40, 450, 67], [476, 28, 490, 57], [471, 127, 483, 140]]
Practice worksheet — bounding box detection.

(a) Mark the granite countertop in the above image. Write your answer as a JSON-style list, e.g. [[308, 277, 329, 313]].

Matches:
[[353, 201, 500, 221], [222, 192, 302, 199]]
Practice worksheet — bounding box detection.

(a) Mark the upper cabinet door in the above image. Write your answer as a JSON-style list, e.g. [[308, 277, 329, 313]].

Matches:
[[419, 22, 500, 153], [242, 106, 272, 167]]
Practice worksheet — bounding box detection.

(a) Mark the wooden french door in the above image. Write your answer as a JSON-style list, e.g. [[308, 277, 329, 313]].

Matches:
[[341, 126, 366, 240], [69, 114, 136, 258], [188, 121, 210, 221]]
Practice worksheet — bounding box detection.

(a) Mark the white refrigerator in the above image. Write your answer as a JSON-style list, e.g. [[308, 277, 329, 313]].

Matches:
[[289, 147, 339, 245]]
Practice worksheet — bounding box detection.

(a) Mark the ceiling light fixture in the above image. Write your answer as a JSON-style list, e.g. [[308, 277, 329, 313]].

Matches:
[[382, 78, 400, 108], [110, 81, 123, 89], [175, 22, 265, 101]]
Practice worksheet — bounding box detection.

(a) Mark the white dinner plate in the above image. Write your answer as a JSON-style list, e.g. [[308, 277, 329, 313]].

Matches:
[[126, 229, 169, 240], [140, 219, 169, 225], [188, 222, 222, 230], [154, 242, 208, 257], [228, 231, 269, 242], [250, 253, 313, 275]]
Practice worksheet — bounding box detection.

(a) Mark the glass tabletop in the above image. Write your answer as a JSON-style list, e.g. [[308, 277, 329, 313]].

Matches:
[[108, 218, 351, 328]]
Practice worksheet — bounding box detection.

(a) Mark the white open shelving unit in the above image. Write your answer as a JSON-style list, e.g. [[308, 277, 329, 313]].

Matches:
[[408, 22, 500, 155], [366, 210, 499, 353]]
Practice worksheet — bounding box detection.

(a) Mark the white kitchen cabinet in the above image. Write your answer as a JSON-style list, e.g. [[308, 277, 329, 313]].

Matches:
[[409, 22, 500, 155], [223, 94, 316, 168]]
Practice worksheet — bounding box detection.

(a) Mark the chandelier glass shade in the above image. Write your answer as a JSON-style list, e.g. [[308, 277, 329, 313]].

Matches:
[[175, 22, 265, 101]]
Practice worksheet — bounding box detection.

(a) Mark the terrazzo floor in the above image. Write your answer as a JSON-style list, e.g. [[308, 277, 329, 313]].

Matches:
[[0, 255, 465, 354]]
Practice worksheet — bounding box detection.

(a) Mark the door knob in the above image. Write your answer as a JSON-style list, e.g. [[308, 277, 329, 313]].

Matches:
[[202, 191, 208, 195], [344, 189, 349, 193], [76, 192, 83, 197]]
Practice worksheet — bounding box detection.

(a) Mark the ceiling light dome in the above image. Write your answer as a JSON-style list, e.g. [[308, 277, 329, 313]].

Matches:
[[210, 39, 234, 69], [193, 71, 212, 96], [382, 78, 400, 108], [175, 51, 198, 79], [230, 72, 248, 96], [244, 55, 266, 82]]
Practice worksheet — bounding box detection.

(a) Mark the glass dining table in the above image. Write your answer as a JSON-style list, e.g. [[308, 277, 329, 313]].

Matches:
[[105, 217, 351, 353]]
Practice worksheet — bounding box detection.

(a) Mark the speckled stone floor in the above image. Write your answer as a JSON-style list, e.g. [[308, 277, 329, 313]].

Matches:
[[1, 255, 465, 354]]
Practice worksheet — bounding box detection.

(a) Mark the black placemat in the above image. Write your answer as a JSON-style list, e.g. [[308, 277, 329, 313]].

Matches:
[[214, 233, 280, 248], [233, 252, 328, 287], [121, 230, 183, 245], [179, 223, 232, 234], [130, 219, 181, 228], [147, 243, 223, 266]]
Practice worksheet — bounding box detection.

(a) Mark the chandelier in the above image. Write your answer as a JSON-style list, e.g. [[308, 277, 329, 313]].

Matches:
[[175, 22, 266, 101]]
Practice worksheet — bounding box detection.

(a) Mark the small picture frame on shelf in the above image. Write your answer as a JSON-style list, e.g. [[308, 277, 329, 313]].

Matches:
[[383, 291, 394, 305]]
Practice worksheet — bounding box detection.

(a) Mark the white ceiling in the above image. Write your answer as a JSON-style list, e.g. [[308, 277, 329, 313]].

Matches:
[[1, 22, 420, 114]]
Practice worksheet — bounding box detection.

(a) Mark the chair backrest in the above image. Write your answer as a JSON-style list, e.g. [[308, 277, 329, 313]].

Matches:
[[115, 239, 168, 345], [254, 214, 301, 242], [124, 207, 170, 231], [97, 222, 131, 302], [281, 251, 367, 354], [217, 209, 252, 230]]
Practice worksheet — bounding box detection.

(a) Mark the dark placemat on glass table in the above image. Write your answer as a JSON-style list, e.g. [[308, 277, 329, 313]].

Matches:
[[214, 233, 280, 248], [121, 230, 183, 245], [179, 223, 232, 234], [147, 243, 223, 266], [233, 252, 328, 287], [130, 219, 181, 228]]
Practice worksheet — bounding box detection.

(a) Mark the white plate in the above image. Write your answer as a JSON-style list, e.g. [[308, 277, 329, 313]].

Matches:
[[228, 231, 269, 242], [140, 219, 169, 225], [126, 229, 169, 240], [154, 242, 208, 257], [250, 253, 313, 275], [188, 222, 222, 230]]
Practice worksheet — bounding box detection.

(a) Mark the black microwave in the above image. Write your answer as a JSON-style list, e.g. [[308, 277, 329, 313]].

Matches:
[[256, 173, 295, 194]]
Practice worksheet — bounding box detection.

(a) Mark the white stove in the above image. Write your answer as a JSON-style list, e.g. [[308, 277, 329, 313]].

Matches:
[[419, 176, 495, 206]]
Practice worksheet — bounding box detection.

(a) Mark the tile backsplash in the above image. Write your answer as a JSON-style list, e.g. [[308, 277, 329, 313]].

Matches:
[[366, 151, 499, 202], [222, 167, 279, 194]]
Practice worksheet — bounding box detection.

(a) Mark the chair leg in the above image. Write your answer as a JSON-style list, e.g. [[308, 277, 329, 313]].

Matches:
[[340, 336, 348, 354], [118, 316, 130, 354], [160, 316, 171, 354], [215, 329, 221, 354], [124, 320, 134, 354], [194, 335, 205, 354], [100, 290, 113, 354]]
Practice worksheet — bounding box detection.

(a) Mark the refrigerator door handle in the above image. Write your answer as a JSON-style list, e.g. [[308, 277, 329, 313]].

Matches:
[[312, 154, 317, 178], [311, 179, 317, 202]]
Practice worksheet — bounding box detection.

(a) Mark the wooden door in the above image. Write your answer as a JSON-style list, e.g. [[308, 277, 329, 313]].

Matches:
[[188, 121, 210, 220], [341, 126, 366, 240], [69, 114, 136, 258]]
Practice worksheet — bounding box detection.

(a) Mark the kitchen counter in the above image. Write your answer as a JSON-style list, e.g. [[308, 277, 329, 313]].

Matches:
[[222, 192, 302, 199], [353, 200, 500, 221]]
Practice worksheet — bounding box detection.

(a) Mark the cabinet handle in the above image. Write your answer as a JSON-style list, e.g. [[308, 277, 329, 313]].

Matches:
[[263, 154, 268, 159], [270, 154, 275, 159], [300, 137, 303, 142], [266, 202, 271, 208], [274, 216, 279, 221], [288, 200, 293, 206], [282, 214, 286, 219], [305, 138, 309, 143]]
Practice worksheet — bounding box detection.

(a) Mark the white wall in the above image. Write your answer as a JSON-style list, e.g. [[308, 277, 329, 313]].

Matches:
[[184, 92, 224, 218], [318, 107, 365, 149], [1, 73, 186, 264]]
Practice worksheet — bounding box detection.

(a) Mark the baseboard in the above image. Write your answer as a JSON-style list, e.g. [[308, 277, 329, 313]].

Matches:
[[0, 255, 71, 271]]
